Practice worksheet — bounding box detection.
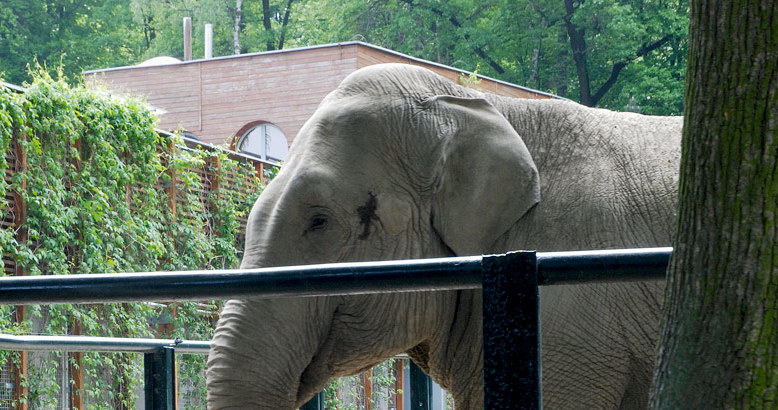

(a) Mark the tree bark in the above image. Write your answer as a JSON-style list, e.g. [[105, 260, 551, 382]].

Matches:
[[277, 0, 294, 50], [650, 0, 778, 407], [233, 0, 242, 54], [563, 0, 592, 106], [262, 0, 275, 51], [563, 0, 675, 107]]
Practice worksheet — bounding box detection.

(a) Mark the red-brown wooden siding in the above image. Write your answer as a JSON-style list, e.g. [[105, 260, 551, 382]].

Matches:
[[354, 44, 549, 99], [85, 42, 553, 148]]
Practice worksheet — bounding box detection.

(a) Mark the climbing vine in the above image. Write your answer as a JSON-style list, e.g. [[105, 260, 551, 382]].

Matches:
[[1, 71, 404, 409], [0, 71, 264, 408]]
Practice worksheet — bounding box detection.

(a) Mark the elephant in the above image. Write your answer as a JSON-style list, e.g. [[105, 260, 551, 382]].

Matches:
[[206, 63, 682, 409]]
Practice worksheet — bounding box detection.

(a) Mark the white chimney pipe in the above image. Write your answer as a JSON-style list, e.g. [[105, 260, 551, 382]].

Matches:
[[205, 24, 213, 59], [183, 17, 192, 61]]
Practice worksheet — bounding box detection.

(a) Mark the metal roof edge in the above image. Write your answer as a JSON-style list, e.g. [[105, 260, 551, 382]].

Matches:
[[83, 42, 366, 75], [1, 81, 27, 93], [156, 129, 281, 167], [349, 42, 564, 100]]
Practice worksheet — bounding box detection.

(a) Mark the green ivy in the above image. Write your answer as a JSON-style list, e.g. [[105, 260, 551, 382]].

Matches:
[[0, 71, 266, 408]]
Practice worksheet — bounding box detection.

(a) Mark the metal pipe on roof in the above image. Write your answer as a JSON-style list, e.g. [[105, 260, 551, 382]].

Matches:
[[205, 24, 213, 59], [183, 17, 192, 61]]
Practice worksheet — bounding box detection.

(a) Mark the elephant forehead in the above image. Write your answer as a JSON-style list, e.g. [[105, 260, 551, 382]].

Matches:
[[295, 114, 404, 167], [313, 95, 415, 136], [317, 96, 379, 125], [277, 167, 372, 205], [278, 168, 343, 201]]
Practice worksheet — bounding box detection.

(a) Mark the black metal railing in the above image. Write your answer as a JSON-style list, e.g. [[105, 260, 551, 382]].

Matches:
[[0, 247, 671, 409], [0, 333, 424, 410], [0, 334, 209, 409]]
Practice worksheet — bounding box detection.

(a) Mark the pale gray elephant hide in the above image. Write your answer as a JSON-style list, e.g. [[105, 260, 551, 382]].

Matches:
[[206, 63, 682, 410]]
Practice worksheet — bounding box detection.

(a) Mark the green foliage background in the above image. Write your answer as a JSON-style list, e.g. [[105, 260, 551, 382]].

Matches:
[[0, 72, 263, 409], [1, 0, 688, 115], [0, 0, 691, 405]]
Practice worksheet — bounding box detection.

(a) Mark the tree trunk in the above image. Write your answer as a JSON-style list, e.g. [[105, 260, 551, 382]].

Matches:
[[262, 0, 275, 51], [233, 0, 242, 54], [530, 47, 540, 88], [563, 0, 592, 106], [562, 0, 676, 107], [396, 0, 505, 74], [650, 0, 778, 408], [277, 0, 294, 50]]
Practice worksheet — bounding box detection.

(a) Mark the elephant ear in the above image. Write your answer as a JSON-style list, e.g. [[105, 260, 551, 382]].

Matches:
[[428, 95, 540, 255]]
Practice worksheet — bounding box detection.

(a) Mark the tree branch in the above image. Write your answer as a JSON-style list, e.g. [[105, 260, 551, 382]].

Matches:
[[468, 1, 496, 21], [590, 62, 627, 105], [528, 1, 562, 26], [563, 0, 593, 105], [262, 0, 274, 51], [397, 0, 505, 74], [638, 34, 673, 58], [277, 0, 294, 49], [590, 34, 674, 105]]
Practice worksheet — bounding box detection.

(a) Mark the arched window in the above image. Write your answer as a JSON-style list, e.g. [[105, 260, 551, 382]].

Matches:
[[235, 122, 288, 162]]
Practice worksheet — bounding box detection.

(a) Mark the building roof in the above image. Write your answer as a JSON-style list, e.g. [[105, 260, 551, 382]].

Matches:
[[84, 41, 562, 153], [1, 81, 26, 93], [84, 41, 559, 100]]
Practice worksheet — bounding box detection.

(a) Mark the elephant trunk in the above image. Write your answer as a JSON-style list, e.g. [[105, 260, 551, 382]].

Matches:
[[207, 297, 338, 409]]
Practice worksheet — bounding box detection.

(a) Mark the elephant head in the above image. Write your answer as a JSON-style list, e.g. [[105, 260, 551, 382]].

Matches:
[[241, 67, 540, 266], [206, 64, 541, 409], [206, 64, 682, 409]]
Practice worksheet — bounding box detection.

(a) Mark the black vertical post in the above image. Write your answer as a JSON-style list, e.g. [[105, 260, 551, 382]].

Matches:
[[300, 392, 324, 410], [482, 251, 540, 409], [144, 346, 176, 409], [409, 361, 432, 409]]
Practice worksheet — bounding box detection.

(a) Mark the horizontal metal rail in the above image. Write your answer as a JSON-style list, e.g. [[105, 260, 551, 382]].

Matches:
[[0, 334, 412, 358], [0, 248, 671, 305], [0, 334, 210, 354], [537, 247, 672, 285], [0, 333, 411, 410], [0, 256, 483, 305], [0, 248, 672, 410]]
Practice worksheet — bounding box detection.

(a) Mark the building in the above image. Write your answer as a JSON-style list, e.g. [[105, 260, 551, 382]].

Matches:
[[84, 41, 556, 163]]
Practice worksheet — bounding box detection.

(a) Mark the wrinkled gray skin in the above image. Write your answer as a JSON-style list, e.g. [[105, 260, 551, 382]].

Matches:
[[206, 64, 681, 409]]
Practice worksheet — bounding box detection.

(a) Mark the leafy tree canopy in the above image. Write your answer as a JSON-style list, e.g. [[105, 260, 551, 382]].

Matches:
[[1, 0, 688, 113]]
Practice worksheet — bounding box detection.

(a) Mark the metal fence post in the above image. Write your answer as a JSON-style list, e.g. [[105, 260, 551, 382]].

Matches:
[[409, 361, 432, 409], [144, 346, 176, 409], [482, 251, 540, 409]]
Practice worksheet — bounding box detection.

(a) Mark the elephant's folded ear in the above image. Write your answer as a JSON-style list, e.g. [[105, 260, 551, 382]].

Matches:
[[428, 95, 540, 256]]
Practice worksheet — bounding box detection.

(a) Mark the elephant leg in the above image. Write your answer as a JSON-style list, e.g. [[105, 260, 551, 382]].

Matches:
[[206, 296, 339, 409], [539, 283, 660, 409], [419, 289, 485, 410]]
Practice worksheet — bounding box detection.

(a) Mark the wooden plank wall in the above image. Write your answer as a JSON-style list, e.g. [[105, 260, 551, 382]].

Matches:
[[85, 43, 553, 151], [355, 44, 552, 100], [86, 45, 360, 147], [2, 139, 19, 277], [88, 64, 203, 136]]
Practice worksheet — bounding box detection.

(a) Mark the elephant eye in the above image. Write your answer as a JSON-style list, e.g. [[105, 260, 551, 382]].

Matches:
[[304, 215, 329, 235]]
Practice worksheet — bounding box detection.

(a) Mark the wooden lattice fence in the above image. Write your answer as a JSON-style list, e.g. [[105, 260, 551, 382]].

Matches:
[[1, 127, 277, 409]]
